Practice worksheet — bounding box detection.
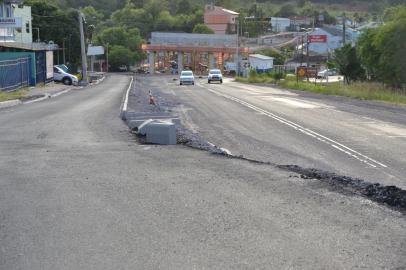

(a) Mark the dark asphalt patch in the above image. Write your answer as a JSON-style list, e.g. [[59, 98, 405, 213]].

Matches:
[[279, 165, 406, 213]]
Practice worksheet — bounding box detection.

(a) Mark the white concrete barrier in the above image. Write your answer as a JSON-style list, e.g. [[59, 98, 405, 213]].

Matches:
[[137, 119, 177, 145]]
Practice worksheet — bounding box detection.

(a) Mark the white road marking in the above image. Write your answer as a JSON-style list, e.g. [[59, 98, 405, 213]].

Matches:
[[205, 87, 388, 169], [265, 97, 320, 109], [122, 76, 134, 112], [220, 148, 232, 155]]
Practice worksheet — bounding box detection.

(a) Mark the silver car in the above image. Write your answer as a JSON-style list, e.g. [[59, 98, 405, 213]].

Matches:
[[179, 70, 195, 85]]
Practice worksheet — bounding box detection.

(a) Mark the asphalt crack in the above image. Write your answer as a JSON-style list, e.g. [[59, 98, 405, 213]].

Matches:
[[125, 76, 406, 214]]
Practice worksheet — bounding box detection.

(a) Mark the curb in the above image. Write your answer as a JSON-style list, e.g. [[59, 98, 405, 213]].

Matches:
[[120, 75, 134, 121], [0, 75, 107, 110], [0, 99, 22, 109]]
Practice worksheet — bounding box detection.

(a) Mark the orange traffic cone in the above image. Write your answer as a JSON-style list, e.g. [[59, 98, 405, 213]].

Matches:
[[149, 91, 156, 105]]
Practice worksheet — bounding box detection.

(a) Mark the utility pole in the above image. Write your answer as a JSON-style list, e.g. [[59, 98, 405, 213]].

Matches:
[[342, 12, 346, 45], [78, 11, 88, 85], [106, 43, 109, 73], [62, 38, 66, 64], [306, 33, 310, 82], [235, 18, 239, 76]]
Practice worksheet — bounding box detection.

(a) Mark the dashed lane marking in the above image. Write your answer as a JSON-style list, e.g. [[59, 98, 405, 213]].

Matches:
[[205, 87, 388, 169]]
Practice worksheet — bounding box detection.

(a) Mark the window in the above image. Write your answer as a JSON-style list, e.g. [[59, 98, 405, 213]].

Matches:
[[6, 4, 12, 18], [26, 22, 30, 33]]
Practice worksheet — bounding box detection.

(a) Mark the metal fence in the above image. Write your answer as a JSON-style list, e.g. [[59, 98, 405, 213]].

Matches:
[[0, 57, 31, 92]]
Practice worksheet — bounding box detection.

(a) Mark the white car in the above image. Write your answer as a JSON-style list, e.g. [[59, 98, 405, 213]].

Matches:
[[208, 69, 223, 84], [53, 66, 78, 85], [179, 70, 195, 85], [317, 68, 338, 78]]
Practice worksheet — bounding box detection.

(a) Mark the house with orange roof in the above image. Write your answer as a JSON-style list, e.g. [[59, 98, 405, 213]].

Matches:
[[204, 5, 239, 35]]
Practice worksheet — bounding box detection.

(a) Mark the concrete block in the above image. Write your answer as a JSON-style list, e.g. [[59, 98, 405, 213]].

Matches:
[[137, 119, 177, 145], [128, 119, 146, 130], [146, 121, 177, 145], [128, 117, 180, 130]]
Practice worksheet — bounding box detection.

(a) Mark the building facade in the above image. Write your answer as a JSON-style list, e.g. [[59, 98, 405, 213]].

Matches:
[[204, 5, 239, 35], [270, 17, 291, 33], [13, 4, 32, 43], [0, 0, 23, 41], [143, 32, 249, 74]]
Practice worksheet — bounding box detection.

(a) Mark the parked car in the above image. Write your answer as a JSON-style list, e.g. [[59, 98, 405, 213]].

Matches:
[[53, 66, 78, 85], [118, 65, 128, 72], [208, 69, 223, 84], [179, 70, 195, 85], [317, 68, 338, 78]]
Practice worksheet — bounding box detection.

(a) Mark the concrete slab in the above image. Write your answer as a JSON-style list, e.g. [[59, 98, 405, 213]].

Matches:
[[137, 119, 177, 145]]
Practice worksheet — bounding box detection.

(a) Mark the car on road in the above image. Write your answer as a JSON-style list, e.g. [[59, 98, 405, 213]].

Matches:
[[208, 69, 223, 84], [118, 65, 128, 72], [317, 68, 338, 78], [53, 66, 78, 85], [179, 70, 195, 85]]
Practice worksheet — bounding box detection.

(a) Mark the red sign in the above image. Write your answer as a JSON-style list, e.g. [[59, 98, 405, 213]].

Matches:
[[308, 35, 327, 43]]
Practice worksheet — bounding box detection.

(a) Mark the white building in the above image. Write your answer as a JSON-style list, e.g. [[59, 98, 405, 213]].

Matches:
[[13, 5, 32, 43], [249, 54, 274, 73], [270, 17, 291, 33]]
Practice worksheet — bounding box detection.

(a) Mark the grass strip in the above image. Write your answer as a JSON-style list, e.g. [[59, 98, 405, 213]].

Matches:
[[0, 89, 28, 102], [237, 75, 406, 105]]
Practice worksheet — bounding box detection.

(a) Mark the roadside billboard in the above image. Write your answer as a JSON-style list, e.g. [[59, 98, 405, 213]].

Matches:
[[296, 67, 319, 78], [308, 35, 327, 43]]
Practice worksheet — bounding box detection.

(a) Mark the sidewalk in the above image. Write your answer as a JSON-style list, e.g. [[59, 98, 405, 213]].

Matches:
[[0, 75, 106, 109], [23, 82, 73, 101]]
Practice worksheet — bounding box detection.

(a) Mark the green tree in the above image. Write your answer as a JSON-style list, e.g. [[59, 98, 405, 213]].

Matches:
[[373, 7, 406, 88], [108, 45, 136, 70], [357, 29, 380, 80], [97, 26, 144, 62], [81, 6, 104, 29], [333, 44, 365, 84], [25, 0, 81, 67], [176, 0, 193, 15], [275, 4, 297, 17], [192, 23, 215, 34], [357, 6, 406, 88]]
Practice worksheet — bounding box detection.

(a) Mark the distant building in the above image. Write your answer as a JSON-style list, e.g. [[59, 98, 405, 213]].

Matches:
[[289, 16, 312, 31], [1, 0, 58, 90], [270, 17, 291, 33], [249, 54, 274, 73], [289, 16, 312, 27], [307, 26, 360, 55], [204, 5, 239, 35]]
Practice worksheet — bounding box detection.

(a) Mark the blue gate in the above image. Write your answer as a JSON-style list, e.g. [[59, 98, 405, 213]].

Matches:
[[0, 57, 32, 92]]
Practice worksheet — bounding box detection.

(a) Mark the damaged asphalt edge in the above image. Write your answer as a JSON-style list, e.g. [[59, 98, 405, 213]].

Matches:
[[196, 146, 406, 213], [122, 76, 406, 213]]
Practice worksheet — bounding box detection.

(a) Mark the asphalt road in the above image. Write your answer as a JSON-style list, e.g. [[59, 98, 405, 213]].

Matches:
[[1, 74, 405, 269], [142, 76, 406, 190]]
